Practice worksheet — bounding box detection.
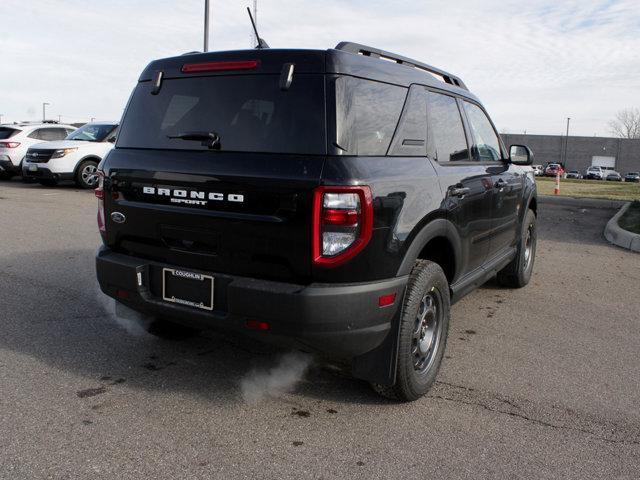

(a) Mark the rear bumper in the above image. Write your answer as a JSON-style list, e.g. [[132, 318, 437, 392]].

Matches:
[[0, 159, 19, 174], [96, 246, 407, 358]]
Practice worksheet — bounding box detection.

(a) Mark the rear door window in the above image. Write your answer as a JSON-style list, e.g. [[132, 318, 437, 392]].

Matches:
[[426, 92, 469, 162], [334, 76, 406, 155], [28, 129, 43, 140], [462, 101, 503, 162], [117, 74, 326, 155]]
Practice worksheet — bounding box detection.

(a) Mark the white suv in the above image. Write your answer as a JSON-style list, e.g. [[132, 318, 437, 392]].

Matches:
[[22, 122, 118, 188], [0, 122, 77, 179]]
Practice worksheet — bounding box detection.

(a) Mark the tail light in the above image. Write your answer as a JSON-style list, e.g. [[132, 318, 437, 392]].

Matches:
[[0, 142, 20, 148], [312, 186, 373, 267], [95, 170, 105, 234]]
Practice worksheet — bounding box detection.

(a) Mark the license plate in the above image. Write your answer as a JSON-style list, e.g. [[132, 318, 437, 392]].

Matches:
[[162, 268, 214, 311], [28, 164, 38, 172]]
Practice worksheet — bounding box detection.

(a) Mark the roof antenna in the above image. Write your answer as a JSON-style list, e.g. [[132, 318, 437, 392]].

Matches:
[[247, 6, 269, 49]]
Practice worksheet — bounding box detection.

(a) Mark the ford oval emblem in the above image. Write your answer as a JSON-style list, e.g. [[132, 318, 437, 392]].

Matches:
[[111, 212, 126, 224]]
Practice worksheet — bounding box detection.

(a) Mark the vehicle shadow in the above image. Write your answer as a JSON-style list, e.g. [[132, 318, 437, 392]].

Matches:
[[0, 248, 389, 407], [1, 176, 91, 190]]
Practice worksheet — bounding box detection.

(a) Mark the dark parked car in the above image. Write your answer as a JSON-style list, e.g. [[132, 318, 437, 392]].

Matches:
[[625, 172, 640, 182], [95, 42, 537, 401], [606, 172, 622, 182], [565, 170, 582, 179]]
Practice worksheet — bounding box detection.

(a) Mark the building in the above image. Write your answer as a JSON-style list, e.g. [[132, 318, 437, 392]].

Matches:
[[500, 134, 640, 174]]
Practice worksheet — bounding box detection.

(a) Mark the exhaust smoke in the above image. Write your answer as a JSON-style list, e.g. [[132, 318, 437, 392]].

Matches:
[[240, 351, 313, 403], [94, 282, 151, 337]]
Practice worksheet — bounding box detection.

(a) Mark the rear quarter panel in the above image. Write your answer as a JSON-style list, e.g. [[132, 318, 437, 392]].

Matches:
[[314, 156, 444, 282]]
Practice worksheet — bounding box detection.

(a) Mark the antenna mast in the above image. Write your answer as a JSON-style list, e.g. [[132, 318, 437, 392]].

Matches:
[[246, 5, 268, 49], [251, 0, 258, 47]]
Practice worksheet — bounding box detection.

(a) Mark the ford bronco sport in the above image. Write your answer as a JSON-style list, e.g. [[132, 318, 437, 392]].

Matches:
[[95, 42, 537, 401]]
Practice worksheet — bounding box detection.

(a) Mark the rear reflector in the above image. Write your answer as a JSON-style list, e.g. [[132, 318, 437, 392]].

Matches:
[[181, 60, 259, 73], [116, 289, 130, 300], [246, 319, 270, 331], [378, 293, 396, 307]]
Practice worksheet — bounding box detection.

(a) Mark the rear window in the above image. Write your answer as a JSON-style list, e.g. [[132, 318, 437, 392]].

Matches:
[[117, 74, 326, 155], [0, 127, 20, 140]]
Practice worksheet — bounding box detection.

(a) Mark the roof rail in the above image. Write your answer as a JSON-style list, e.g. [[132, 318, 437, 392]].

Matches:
[[334, 42, 467, 90]]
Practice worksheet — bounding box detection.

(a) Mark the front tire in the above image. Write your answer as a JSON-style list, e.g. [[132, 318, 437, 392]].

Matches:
[[372, 260, 450, 402], [497, 209, 536, 288], [75, 160, 99, 189]]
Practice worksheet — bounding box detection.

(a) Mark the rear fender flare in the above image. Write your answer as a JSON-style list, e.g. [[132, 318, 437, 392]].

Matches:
[[396, 218, 463, 280]]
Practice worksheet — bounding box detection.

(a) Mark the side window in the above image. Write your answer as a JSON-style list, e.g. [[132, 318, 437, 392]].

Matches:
[[27, 129, 43, 140], [65, 128, 75, 136], [388, 85, 428, 156], [463, 102, 502, 162], [53, 128, 68, 140], [37, 128, 63, 141], [426, 92, 469, 162], [106, 126, 119, 142], [334, 76, 406, 155]]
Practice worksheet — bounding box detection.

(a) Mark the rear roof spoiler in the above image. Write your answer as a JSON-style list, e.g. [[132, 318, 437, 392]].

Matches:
[[335, 42, 468, 90]]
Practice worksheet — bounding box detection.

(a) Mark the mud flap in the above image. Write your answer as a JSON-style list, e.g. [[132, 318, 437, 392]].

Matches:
[[350, 290, 405, 386]]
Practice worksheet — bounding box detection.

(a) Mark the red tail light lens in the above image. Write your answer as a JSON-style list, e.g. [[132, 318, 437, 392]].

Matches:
[[95, 171, 105, 233], [181, 60, 259, 73], [0, 142, 20, 148], [312, 186, 373, 267]]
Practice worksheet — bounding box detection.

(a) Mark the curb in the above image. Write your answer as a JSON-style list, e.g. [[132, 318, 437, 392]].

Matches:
[[604, 203, 640, 253], [539, 195, 627, 209]]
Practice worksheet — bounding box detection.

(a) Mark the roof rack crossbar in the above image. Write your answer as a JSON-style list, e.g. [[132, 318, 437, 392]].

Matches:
[[334, 42, 467, 90]]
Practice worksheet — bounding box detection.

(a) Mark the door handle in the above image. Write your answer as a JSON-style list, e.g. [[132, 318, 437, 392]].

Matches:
[[448, 186, 470, 198]]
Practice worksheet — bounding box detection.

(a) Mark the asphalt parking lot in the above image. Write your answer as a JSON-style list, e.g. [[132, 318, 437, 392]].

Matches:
[[1, 179, 639, 479]]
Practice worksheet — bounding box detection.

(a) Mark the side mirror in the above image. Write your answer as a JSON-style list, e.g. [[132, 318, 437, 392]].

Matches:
[[509, 144, 533, 166], [107, 137, 116, 143]]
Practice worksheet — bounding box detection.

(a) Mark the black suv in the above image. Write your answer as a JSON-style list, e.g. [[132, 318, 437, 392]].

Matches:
[[96, 43, 537, 401]]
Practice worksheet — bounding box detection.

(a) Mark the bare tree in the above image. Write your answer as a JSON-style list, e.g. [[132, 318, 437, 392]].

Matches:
[[608, 108, 640, 139]]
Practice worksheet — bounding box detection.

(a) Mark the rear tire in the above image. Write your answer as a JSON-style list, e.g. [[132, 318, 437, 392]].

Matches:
[[75, 160, 99, 189], [372, 260, 450, 402], [497, 209, 536, 288]]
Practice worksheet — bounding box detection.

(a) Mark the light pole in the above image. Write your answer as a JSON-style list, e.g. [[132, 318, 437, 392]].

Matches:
[[42, 102, 50, 122], [203, 0, 210, 52], [563, 117, 571, 168]]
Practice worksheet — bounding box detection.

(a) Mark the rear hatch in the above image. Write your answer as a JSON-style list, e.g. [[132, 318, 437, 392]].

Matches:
[[102, 50, 327, 283]]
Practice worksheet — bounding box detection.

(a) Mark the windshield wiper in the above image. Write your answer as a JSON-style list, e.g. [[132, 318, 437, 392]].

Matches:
[[167, 131, 221, 150]]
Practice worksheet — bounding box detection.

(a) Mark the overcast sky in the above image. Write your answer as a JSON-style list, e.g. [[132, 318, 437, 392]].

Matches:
[[1, 0, 639, 136]]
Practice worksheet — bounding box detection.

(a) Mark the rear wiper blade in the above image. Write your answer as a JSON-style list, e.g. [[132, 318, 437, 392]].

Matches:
[[167, 131, 221, 150]]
